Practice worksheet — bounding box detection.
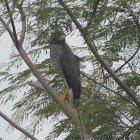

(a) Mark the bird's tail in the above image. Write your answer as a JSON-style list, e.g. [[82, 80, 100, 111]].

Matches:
[[68, 88, 73, 102], [68, 87, 80, 106]]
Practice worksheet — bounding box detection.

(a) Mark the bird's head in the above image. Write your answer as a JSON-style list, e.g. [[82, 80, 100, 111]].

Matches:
[[49, 31, 66, 45]]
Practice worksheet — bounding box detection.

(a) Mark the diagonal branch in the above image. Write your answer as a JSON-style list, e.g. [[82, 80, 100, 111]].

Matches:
[[0, 111, 38, 140], [0, 16, 15, 44], [112, 44, 140, 74], [27, 81, 88, 140], [105, 39, 140, 80], [58, 0, 140, 109], [4, 0, 19, 48]]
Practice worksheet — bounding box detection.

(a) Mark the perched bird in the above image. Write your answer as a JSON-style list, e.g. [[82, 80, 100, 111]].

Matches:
[[49, 31, 81, 103]]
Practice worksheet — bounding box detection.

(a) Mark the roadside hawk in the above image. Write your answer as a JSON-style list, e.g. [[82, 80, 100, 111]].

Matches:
[[49, 31, 81, 103]]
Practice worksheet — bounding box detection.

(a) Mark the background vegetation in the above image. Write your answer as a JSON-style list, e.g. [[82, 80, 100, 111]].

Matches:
[[0, 0, 140, 139]]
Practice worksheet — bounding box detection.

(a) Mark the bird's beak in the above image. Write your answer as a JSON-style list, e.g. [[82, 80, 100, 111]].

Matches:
[[58, 35, 65, 40]]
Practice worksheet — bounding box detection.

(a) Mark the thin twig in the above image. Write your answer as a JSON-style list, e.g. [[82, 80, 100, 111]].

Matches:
[[93, 95, 140, 132], [116, 4, 140, 74], [93, 95, 131, 128], [112, 42, 140, 75], [4, 0, 19, 48], [119, 122, 140, 139], [85, 78, 106, 105], [17, 3, 26, 45], [125, 4, 140, 31], [81, 71, 135, 105], [0, 16, 15, 44], [99, 5, 140, 79]]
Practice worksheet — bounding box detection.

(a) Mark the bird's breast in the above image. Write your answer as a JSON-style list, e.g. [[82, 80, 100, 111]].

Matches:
[[50, 44, 65, 79]]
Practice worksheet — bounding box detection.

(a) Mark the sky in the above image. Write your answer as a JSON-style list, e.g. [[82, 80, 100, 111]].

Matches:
[[0, 29, 89, 140]]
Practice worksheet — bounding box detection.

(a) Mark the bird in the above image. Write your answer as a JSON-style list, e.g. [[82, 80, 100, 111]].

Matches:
[[49, 31, 81, 104]]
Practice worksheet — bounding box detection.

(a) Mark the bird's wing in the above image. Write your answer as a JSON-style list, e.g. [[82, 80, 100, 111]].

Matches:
[[59, 43, 81, 100]]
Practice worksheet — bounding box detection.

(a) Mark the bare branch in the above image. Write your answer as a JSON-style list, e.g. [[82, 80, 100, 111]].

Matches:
[[113, 4, 140, 74], [58, 0, 140, 109], [4, 0, 19, 48], [0, 111, 38, 140], [27, 82, 88, 140], [102, 5, 140, 93], [17, 3, 26, 45], [105, 39, 140, 79], [27, 81, 45, 91], [0, 16, 15, 44]]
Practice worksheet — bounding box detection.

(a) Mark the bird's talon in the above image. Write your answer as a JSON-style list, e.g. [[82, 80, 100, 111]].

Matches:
[[59, 93, 66, 101]]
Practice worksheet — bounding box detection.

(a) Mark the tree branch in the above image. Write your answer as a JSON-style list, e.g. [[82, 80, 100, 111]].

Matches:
[[0, 16, 15, 44], [27, 81, 89, 140], [0, 111, 38, 140], [4, 0, 19, 48], [27, 81, 46, 91], [58, 0, 140, 109], [17, 3, 26, 45]]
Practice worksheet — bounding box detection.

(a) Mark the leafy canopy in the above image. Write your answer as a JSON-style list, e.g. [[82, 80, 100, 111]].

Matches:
[[0, 0, 140, 139]]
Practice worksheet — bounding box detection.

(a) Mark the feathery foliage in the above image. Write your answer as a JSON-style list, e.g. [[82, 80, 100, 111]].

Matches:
[[0, 0, 140, 139]]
